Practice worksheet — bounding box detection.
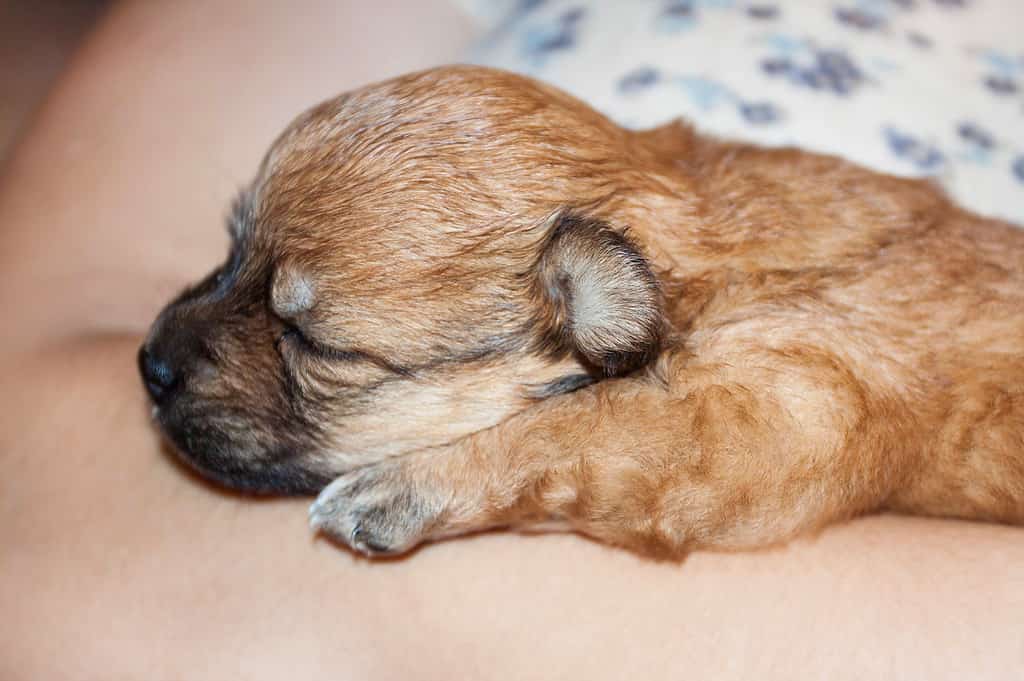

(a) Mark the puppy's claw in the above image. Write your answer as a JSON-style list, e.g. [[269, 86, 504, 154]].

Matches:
[[308, 507, 325, 531], [308, 493, 328, 522]]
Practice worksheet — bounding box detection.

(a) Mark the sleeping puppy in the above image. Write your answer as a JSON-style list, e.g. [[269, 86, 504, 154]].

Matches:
[[139, 66, 1024, 558]]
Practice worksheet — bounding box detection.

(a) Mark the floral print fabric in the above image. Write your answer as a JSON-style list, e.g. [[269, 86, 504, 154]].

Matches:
[[457, 0, 1024, 224]]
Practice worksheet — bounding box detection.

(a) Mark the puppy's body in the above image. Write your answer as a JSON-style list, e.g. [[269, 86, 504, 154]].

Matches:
[[141, 67, 1024, 558]]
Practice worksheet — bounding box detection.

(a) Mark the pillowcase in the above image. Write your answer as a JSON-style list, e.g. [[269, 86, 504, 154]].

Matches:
[[458, 0, 1024, 224]]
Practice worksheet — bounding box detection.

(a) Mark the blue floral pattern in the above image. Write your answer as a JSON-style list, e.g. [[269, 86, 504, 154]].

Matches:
[[456, 0, 1024, 224]]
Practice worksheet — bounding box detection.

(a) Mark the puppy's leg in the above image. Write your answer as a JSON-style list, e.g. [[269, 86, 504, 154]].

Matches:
[[311, 352, 902, 558], [887, 368, 1024, 525]]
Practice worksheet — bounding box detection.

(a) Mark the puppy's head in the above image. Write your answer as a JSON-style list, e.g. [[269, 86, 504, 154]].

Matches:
[[139, 66, 668, 494]]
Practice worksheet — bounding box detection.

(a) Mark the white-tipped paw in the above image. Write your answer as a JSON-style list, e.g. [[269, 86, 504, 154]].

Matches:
[[309, 462, 437, 556]]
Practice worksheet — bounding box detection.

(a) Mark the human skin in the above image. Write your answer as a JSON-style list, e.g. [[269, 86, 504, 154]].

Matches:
[[0, 1, 1022, 679]]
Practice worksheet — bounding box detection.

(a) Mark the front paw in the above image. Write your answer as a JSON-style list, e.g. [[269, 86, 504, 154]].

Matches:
[[308, 461, 440, 556]]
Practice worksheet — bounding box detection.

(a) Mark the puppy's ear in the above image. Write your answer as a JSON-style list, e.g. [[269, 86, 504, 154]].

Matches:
[[533, 213, 664, 375]]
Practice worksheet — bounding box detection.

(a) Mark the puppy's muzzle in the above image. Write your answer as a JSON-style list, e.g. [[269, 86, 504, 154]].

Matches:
[[138, 313, 214, 406], [138, 346, 180, 404]]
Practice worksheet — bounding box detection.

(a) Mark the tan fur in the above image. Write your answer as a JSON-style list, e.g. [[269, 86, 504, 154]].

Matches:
[[144, 66, 1024, 558]]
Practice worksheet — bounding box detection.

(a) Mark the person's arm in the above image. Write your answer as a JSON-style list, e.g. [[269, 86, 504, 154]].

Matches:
[[1, 2, 1021, 679]]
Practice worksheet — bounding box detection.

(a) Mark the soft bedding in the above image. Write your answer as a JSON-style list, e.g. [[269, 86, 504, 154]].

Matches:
[[457, 0, 1024, 223]]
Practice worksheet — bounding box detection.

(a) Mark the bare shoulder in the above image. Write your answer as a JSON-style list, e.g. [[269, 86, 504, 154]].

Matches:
[[3, 340, 1023, 680]]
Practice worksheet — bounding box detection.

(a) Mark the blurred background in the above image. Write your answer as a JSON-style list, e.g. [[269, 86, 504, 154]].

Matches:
[[1, 0, 1021, 222], [0, 0, 107, 160]]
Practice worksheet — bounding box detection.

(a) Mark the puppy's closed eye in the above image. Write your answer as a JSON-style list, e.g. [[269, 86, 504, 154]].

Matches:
[[268, 265, 362, 362], [276, 324, 364, 363]]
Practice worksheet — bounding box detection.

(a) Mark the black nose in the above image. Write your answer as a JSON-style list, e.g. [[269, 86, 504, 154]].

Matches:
[[138, 346, 180, 404]]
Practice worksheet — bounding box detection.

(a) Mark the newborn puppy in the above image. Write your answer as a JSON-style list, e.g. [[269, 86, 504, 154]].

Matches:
[[139, 66, 1024, 558]]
